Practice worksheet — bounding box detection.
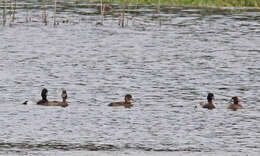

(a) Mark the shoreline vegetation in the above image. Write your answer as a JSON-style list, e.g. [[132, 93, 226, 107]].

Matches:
[[1, 0, 260, 27], [78, 0, 260, 7]]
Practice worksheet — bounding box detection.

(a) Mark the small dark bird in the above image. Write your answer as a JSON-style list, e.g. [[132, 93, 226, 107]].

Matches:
[[197, 93, 216, 110]]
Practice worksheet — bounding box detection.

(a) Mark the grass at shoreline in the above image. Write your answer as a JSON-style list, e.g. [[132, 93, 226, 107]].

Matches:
[[75, 0, 260, 7]]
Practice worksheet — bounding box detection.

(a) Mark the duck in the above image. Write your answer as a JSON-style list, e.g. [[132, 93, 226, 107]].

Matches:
[[228, 96, 243, 111], [197, 93, 216, 110], [23, 88, 48, 105], [43, 89, 68, 107], [108, 94, 133, 108]]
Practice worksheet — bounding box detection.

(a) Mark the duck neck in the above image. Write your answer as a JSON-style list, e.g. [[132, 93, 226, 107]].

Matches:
[[234, 101, 239, 105], [125, 98, 130, 103], [42, 96, 48, 102], [62, 98, 66, 103], [208, 100, 213, 105]]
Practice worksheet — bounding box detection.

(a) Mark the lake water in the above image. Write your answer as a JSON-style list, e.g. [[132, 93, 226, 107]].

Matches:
[[0, 1, 260, 156]]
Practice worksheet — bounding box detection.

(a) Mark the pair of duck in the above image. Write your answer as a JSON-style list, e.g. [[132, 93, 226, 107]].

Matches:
[[199, 93, 243, 111], [23, 88, 133, 108], [23, 88, 68, 107]]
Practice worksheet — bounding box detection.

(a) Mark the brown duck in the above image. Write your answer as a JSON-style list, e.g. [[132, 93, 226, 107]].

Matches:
[[44, 89, 68, 107], [228, 96, 243, 111], [108, 94, 133, 108]]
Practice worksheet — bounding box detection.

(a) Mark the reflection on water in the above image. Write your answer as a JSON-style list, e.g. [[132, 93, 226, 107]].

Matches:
[[0, 1, 260, 156]]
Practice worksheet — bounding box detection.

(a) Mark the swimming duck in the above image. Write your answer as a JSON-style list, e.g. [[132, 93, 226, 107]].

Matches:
[[44, 89, 68, 107], [23, 88, 48, 105], [108, 94, 133, 108], [198, 93, 216, 110], [228, 96, 243, 111]]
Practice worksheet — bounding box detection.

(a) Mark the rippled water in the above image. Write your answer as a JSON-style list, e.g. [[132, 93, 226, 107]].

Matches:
[[0, 1, 260, 156]]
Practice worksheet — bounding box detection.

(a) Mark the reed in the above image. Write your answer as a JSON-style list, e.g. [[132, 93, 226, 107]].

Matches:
[[54, 0, 57, 25], [24, 1, 29, 23], [9, 0, 12, 17], [42, 0, 48, 25], [119, 0, 127, 27], [12, 0, 16, 22], [2, 0, 7, 26], [157, 0, 161, 27], [100, 0, 104, 25]]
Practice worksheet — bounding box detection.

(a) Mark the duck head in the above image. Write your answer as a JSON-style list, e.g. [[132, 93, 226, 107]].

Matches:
[[61, 89, 67, 100], [41, 88, 48, 100], [125, 94, 133, 103], [207, 93, 214, 102], [232, 96, 239, 104]]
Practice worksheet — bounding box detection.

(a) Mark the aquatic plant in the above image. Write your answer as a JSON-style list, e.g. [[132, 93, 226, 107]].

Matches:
[[2, 0, 7, 26], [1, 0, 259, 27], [100, 0, 104, 25], [54, 0, 57, 25], [119, 0, 127, 27], [42, 0, 48, 25], [12, 0, 16, 22]]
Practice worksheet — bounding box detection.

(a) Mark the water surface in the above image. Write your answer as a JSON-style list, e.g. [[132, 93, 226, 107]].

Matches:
[[0, 1, 260, 156]]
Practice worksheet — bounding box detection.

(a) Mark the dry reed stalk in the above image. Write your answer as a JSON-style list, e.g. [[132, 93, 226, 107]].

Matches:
[[9, 0, 12, 17], [120, 0, 127, 27], [100, 0, 104, 25], [24, 2, 29, 23], [12, 0, 16, 22], [157, 0, 161, 26], [54, 0, 57, 25], [2, 0, 7, 26], [42, 0, 48, 25]]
